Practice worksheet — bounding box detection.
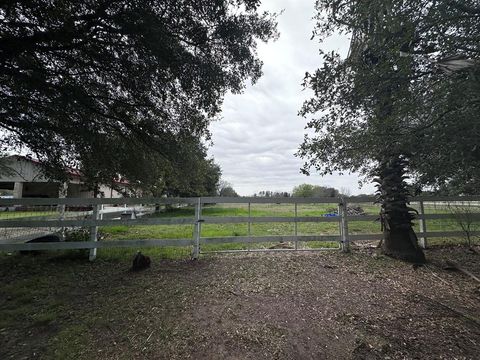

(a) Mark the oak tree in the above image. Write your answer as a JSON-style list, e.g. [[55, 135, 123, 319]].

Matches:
[[1, 0, 278, 184]]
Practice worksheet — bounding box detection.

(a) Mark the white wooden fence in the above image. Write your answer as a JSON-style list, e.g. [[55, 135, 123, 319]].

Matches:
[[0, 195, 479, 261]]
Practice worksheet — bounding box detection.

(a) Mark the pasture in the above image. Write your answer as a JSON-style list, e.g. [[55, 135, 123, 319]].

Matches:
[[95, 201, 480, 259]]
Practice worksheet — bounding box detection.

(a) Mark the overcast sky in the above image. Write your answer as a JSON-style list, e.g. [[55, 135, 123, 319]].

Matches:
[[208, 0, 376, 196]]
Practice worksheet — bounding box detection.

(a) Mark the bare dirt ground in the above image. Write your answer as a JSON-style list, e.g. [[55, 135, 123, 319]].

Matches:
[[1, 246, 480, 359]]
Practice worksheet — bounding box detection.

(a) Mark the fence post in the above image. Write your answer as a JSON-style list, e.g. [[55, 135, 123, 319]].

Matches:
[[340, 198, 350, 252], [338, 202, 343, 245], [192, 197, 202, 260], [418, 200, 427, 249], [89, 204, 100, 261], [248, 202, 251, 252], [57, 182, 68, 241], [294, 202, 298, 250]]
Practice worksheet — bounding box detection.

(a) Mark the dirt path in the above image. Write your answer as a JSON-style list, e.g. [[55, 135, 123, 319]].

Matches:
[[1, 248, 479, 359]]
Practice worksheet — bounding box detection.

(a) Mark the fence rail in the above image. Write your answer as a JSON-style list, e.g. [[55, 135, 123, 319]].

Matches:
[[0, 195, 479, 259], [1, 195, 480, 206]]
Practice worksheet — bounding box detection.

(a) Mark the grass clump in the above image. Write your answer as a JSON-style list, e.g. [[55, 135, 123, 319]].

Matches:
[[48, 324, 92, 360]]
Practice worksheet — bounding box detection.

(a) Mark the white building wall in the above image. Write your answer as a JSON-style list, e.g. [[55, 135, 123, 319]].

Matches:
[[98, 184, 125, 198], [1, 156, 49, 183], [0, 156, 131, 199]]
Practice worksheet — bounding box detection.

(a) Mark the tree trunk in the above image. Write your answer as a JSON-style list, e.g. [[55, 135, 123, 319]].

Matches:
[[376, 156, 426, 263], [382, 225, 426, 263]]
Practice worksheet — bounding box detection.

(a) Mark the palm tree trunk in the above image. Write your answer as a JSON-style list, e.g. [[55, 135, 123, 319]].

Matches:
[[376, 156, 426, 263]]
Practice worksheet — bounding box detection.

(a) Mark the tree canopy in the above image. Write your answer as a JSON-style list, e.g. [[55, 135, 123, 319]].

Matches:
[[218, 180, 239, 197], [298, 0, 480, 193], [0, 0, 278, 183], [292, 183, 339, 198], [298, 0, 479, 261], [111, 138, 222, 197]]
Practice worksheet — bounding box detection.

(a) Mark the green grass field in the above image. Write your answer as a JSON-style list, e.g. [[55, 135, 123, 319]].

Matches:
[[94, 202, 480, 259], [98, 203, 345, 258], [100, 202, 480, 238], [2, 201, 479, 260], [0, 210, 58, 219]]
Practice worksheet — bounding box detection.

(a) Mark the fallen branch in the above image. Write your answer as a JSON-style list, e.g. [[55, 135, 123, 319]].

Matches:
[[445, 260, 480, 284], [416, 294, 480, 328], [424, 265, 450, 286]]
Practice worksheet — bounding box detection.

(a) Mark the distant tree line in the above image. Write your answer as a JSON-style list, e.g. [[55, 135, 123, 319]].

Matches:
[[253, 191, 290, 198], [249, 184, 359, 198], [291, 184, 339, 198], [217, 181, 239, 197]]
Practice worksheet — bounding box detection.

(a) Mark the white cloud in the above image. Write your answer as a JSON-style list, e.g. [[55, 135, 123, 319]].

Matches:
[[208, 0, 375, 196]]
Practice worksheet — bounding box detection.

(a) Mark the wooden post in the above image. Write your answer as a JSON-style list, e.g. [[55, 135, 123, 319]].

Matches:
[[89, 204, 100, 261], [418, 200, 427, 249], [340, 199, 350, 252], [192, 198, 202, 259]]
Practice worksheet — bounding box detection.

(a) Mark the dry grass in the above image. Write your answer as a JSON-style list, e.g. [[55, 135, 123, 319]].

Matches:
[[1, 246, 479, 359]]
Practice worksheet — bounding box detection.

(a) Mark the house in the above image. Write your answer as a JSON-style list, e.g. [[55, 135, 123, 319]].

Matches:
[[0, 155, 129, 198]]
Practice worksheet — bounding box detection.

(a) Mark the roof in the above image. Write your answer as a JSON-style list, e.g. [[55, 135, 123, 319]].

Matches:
[[3, 155, 129, 185]]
